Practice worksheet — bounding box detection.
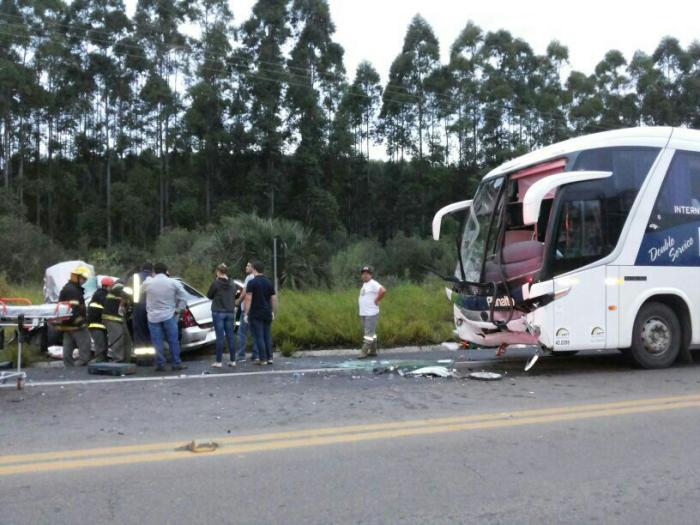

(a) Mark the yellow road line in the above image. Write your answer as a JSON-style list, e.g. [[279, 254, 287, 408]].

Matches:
[[3, 392, 700, 467], [2, 394, 700, 476], [0, 401, 700, 476]]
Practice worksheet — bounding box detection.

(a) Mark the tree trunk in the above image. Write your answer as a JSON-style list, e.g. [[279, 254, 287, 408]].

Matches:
[[158, 109, 165, 234], [3, 118, 10, 188], [106, 95, 112, 247]]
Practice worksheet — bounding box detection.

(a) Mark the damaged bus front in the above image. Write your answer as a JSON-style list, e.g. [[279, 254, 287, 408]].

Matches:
[[433, 127, 700, 369]]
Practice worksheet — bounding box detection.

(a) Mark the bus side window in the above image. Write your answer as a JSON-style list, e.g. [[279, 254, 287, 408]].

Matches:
[[647, 151, 700, 232], [553, 199, 605, 273]]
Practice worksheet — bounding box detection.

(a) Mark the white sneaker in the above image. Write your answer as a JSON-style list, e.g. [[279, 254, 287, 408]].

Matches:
[[211, 362, 223, 368], [227, 361, 236, 367]]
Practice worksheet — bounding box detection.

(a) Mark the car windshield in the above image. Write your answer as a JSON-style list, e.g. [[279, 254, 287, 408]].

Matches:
[[460, 176, 506, 281]]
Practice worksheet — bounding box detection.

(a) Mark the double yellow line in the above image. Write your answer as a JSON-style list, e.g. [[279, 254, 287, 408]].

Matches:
[[3, 393, 700, 477]]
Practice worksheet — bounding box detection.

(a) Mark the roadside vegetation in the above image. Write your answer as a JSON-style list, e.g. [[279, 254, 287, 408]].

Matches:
[[1, 276, 453, 360], [273, 280, 454, 355]]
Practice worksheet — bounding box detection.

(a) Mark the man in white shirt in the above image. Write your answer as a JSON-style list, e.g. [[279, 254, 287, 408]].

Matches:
[[358, 266, 386, 358]]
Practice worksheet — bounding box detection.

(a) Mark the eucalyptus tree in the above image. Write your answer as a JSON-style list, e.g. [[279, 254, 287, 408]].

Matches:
[[478, 30, 535, 166], [68, 0, 132, 245], [334, 61, 381, 158], [565, 70, 602, 134], [593, 50, 638, 128], [381, 15, 440, 161], [683, 41, 700, 128], [651, 36, 689, 125], [285, 0, 345, 232], [240, 0, 290, 217], [629, 50, 671, 126], [133, 0, 190, 233], [448, 21, 483, 167], [185, 0, 234, 220], [531, 40, 569, 146], [32, 1, 84, 236], [0, 0, 39, 197]]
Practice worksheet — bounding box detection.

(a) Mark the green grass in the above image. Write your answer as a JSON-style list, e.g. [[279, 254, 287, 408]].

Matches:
[[273, 281, 454, 355]]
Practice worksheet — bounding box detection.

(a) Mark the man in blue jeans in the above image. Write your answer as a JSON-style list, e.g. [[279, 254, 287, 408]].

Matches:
[[243, 261, 277, 365], [235, 262, 256, 361], [143, 262, 189, 372], [207, 263, 236, 368]]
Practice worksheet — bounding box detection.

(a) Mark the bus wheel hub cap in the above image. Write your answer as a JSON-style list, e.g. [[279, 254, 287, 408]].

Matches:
[[641, 319, 671, 354]]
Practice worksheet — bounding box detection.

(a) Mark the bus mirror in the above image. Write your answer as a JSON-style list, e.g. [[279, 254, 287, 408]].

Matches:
[[432, 200, 473, 240], [522, 170, 612, 225]]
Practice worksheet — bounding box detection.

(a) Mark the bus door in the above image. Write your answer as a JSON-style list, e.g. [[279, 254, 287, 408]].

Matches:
[[551, 195, 609, 350]]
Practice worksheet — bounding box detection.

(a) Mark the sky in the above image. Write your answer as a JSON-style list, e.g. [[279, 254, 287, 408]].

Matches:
[[124, 0, 700, 83]]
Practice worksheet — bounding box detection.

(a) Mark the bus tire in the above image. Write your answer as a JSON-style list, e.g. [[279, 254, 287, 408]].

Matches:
[[629, 302, 680, 369]]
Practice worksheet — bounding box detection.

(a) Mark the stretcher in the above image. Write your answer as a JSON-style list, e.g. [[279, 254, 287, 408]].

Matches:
[[0, 298, 73, 389]]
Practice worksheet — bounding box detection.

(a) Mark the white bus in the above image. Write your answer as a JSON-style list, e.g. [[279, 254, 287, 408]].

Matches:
[[432, 127, 700, 369]]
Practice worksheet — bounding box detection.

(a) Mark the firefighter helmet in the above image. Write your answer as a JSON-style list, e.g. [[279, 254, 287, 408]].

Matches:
[[71, 266, 91, 280]]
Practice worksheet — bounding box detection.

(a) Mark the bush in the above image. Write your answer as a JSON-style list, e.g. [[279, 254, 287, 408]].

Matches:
[[329, 239, 386, 288], [88, 243, 151, 278], [0, 215, 65, 284], [150, 214, 325, 290]]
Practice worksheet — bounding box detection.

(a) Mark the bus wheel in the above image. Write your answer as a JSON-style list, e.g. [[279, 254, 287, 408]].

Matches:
[[630, 302, 680, 369]]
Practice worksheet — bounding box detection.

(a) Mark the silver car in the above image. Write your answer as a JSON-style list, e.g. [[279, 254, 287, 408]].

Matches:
[[175, 278, 245, 352]]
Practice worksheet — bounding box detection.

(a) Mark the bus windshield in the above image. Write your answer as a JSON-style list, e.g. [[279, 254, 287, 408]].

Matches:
[[460, 176, 505, 281]]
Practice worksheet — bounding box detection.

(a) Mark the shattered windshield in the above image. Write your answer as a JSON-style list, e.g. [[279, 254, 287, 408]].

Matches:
[[460, 176, 505, 282]]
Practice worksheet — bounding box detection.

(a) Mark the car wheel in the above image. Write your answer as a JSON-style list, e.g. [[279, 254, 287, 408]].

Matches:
[[629, 302, 680, 369]]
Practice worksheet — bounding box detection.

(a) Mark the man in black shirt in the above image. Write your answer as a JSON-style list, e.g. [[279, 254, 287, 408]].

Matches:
[[243, 261, 277, 365], [207, 263, 237, 368]]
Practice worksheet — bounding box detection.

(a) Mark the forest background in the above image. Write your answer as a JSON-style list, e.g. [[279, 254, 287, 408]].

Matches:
[[1, 0, 699, 291]]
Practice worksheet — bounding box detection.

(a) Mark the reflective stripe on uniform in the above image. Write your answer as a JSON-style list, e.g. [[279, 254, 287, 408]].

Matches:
[[103, 314, 123, 322], [89, 323, 106, 330]]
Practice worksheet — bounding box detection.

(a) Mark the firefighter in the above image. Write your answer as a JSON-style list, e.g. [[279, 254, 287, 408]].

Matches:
[[131, 262, 153, 351], [87, 277, 112, 363], [57, 266, 92, 366], [104, 280, 133, 363]]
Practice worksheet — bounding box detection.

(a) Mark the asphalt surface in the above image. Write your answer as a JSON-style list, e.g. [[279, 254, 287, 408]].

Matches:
[[2, 346, 700, 524]]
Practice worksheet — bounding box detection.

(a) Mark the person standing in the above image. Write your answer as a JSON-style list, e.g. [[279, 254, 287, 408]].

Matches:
[[57, 266, 92, 366], [131, 262, 153, 350], [103, 280, 133, 363], [358, 266, 386, 358], [235, 261, 256, 362], [86, 277, 112, 363], [142, 263, 188, 372], [207, 263, 237, 368], [243, 261, 277, 365]]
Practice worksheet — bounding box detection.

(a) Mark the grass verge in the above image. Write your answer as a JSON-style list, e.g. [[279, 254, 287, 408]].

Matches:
[[273, 281, 453, 356]]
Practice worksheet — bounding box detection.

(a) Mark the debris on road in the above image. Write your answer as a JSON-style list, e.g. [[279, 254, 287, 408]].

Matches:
[[404, 366, 455, 378], [87, 362, 137, 376], [468, 371, 503, 381], [331, 359, 456, 378], [182, 440, 219, 453]]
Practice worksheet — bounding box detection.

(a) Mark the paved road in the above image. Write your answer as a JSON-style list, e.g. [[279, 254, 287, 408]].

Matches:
[[2, 347, 700, 524]]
